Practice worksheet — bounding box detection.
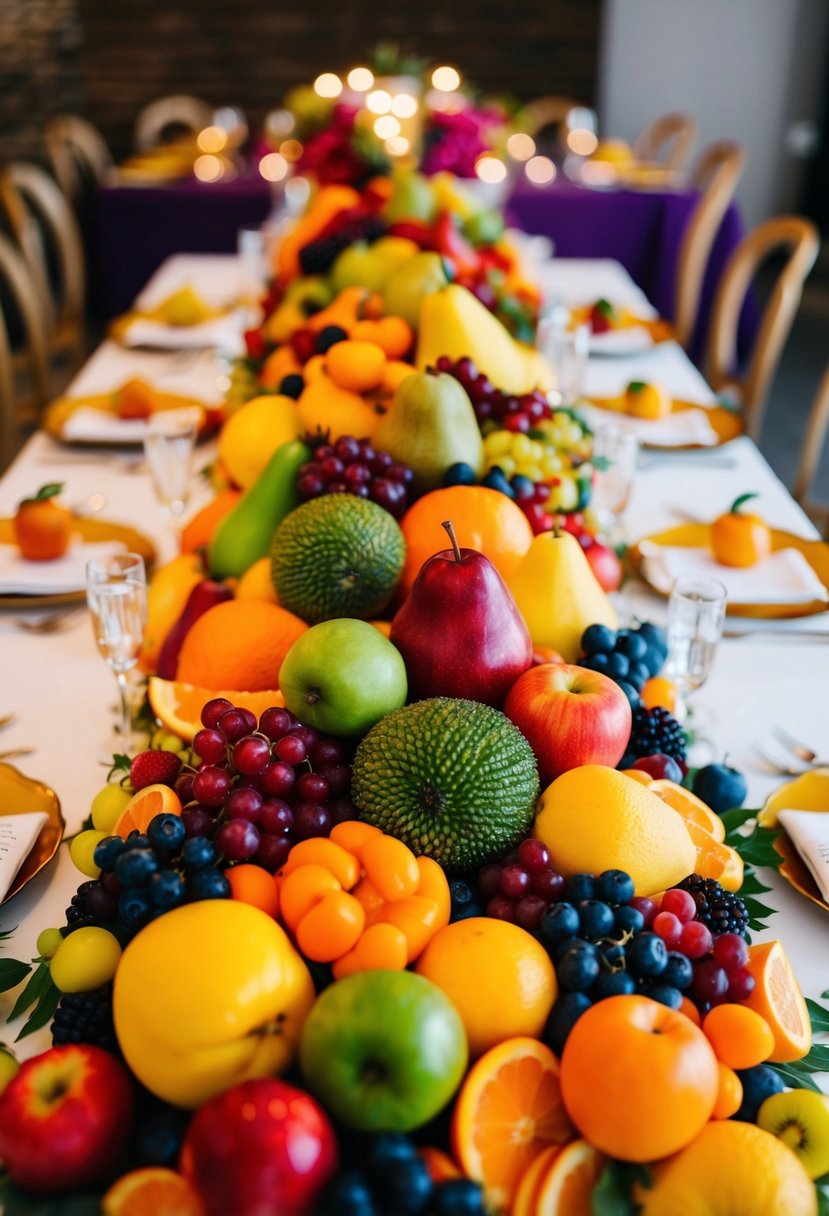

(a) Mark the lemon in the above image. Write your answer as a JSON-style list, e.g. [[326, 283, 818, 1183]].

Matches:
[[69, 829, 108, 878], [51, 927, 122, 993], [758, 767, 829, 828], [217, 395, 300, 489], [534, 766, 696, 896]]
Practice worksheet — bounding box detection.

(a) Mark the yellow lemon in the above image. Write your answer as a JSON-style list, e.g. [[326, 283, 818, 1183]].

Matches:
[[625, 381, 671, 420], [758, 767, 829, 828], [113, 901, 314, 1108], [217, 395, 300, 489], [634, 1121, 817, 1216], [533, 766, 696, 896]]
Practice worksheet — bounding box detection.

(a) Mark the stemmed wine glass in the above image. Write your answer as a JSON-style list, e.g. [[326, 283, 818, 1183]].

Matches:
[[590, 425, 640, 540], [666, 575, 727, 725], [143, 411, 199, 549], [86, 553, 147, 753]]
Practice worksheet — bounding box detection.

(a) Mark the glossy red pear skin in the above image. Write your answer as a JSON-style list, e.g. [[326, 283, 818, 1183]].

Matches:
[[180, 1078, 338, 1216], [504, 663, 632, 786], [0, 1045, 134, 1193], [391, 546, 533, 707]]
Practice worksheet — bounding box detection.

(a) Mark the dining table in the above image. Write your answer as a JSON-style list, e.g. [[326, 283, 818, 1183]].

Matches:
[[0, 253, 826, 1088]]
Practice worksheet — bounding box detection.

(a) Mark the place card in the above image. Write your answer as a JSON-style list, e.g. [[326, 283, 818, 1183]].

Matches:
[[777, 810, 829, 903], [0, 812, 48, 902]]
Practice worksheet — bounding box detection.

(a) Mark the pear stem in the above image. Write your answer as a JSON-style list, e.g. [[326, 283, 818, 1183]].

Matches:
[[442, 520, 462, 563], [552, 520, 563, 538]]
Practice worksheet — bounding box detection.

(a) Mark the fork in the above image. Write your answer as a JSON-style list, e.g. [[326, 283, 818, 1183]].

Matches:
[[0, 747, 35, 762], [772, 725, 829, 767], [15, 604, 84, 634], [751, 743, 809, 777]]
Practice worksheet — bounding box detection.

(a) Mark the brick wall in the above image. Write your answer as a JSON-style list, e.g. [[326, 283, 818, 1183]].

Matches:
[[0, 0, 83, 162]]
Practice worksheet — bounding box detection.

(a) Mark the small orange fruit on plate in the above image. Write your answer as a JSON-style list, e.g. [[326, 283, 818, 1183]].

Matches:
[[13, 483, 74, 560], [533, 1139, 605, 1215], [101, 1167, 205, 1216], [114, 784, 182, 839], [451, 1036, 574, 1212], [737, 939, 811, 1062], [148, 677, 284, 741]]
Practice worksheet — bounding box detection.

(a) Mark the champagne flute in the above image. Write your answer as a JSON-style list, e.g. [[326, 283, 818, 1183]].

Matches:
[[590, 425, 640, 539], [86, 553, 147, 752], [666, 575, 727, 724], [143, 411, 198, 545], [536, 305, 589, 405]]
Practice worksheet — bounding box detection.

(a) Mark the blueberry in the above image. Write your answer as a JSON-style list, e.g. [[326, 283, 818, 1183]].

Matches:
[[592, 971, 636, 999], [616, 680, 642, 708], [598, 941, 626, 970], [539, 902, 580, 945], [596, 869, 635, 906], [115, 847, 160, 887], [320, 1170, 378, 1216], [544, 992, 592, 1054], [278, 373, 305, 400], [186, 869, 230, 901], [733, 1064, 786, 1122], [450, 902, 484, 922], [367, 1133, 418, 1174], [148, 869, 186, 909], [510, 474, 537, 501], [586, 652, 611, 674], [119, 887, 152, 928], [133, 1106, 189, 1167], [122, 832, 151, 851], [637, 621, 668, 652], [581, 624, 617, 655], [443, 462, 478, 488], [606, 651, 630, 680], [646, 984, 683, 1009], [616, 632, 649, 661], [628, 661, 651, 691], [433, 1179, 487, 1215], [613, 904, 645, 935], [481, 468, 516, 498], [180, 837, 217, 872], [663, 951, 694, 990], [578, 899, 615, 938], [449, 880, 475, 906], [549, 934, 584, 964], [625, 932, 668, 978], [93, 835, 125, 871], [642, 645, 664, 677], [557, 941, 600, 991], [315, 324, 349, 353], [375, 1156, 433, 1213], [692, 764, 748, 815], [565, 873, 595, 902], [147, 813, 186, 852]]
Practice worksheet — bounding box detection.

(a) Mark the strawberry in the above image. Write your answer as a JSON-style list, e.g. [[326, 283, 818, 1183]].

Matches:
[[129, 750, 182, 791]]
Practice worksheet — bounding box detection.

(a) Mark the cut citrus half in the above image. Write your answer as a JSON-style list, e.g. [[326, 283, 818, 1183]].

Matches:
[[102, 1167, 205, 1216], [681, 820, 743, 891], [512, 1145, 563, 1216], [148, 677, 284, 741], [114, 784, 182, 839], [739, 940, 811, 1062], [451, 1037, 573, 1212], [649, 779, 726, 842], [534, 1140, 605, 1215], [758, 767, 829, 828], [418, 1146, 462, 1183]]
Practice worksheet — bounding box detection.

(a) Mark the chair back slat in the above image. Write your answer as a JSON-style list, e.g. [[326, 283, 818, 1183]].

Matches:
[[632, 112, 697, 170], [134, 95, 213, 150]]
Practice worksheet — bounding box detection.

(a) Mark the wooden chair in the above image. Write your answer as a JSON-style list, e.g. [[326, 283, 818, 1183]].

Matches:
[[793, 362, 829, 537], [523, 96, 581, 139], [705, 216, 820, 441], [673, 141, 746, 350], [0, 232, 51, 470], [134, 95, 213, 150], [45, 114, 113, 204], [632, 112, 697, 170], [0, 162, 87, 374]]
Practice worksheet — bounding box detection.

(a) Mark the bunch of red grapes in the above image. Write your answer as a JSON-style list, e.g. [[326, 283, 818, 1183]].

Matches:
[[296, 436, 414, 519], [436, 356, 553, 432]]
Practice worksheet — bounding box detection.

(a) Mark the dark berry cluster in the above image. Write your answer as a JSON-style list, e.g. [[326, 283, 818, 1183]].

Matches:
[[678, 875, 750, 938], [299, 217, 387, 276], [297, 436, 414, 519], [579, 621, 668, 710], [436, 355, 553, 431], [623, 706, 688, 768], [51, 985, 119, 1056]]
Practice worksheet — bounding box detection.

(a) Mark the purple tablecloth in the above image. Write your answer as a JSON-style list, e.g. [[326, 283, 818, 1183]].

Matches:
[[96, 171, 753, 365]]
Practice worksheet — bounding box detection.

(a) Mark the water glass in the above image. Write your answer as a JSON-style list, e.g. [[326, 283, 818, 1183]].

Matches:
[[237, 225, 269, 304], [666, 575, 727, 717], [536, 309, 589, 405], [143, 411, 198, 530], [86, 553, 147, 750], [590, 425, 639, 532]]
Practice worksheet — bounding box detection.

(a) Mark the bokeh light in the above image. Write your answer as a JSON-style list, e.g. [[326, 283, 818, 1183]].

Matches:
[[197, 126, 227, 154], [193, 155, 224, 183], [374, 115, 401, 140], [366, 89, 392, 115], [259, 153, 289, 182], [567, 129, 599, 156], [385, 136, 410, 157], [314, 73, 342, 99], [507, 133, 536, 161], [347, 67, 374, 92], [391, 94, 418, 119], [432, 65, 461, 91], [475, 155, 507, 184], [525, 155, 556, 185]]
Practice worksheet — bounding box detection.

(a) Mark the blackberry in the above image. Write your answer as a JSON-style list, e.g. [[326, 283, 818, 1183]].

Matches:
[[623, 706, 687, 766], [298, 217, 386, 275], [51, 984, 120, 1055], [678, 875, 750, 938]]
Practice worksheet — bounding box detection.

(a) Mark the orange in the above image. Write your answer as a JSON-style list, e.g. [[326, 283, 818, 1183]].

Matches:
[[737, 940, 811, 1062], [512, 1146, 563, 1216], [13, 490, 74, 560], [259, 345, 302, 389], [680, 996, 702, 1027], [415, 918, 556, 1058], [295, 890, 365, 962], [372, 316, 414, 359], [326, 339, 387, 393], [400, 486, 533, 593], [114, 785, 182, 839], [682, 819, 743, 890], [101, 1167, 205, 1216], [560, 995, 719, 1162], [641, 675, 676, 713], [702, 1004, 774, 1070], [332, 922, 409, 978], [226, 864, 279, 918], [419, 1147, 461, 1184], [534, 1140, 605, 1216], [147, 677, 284, 742], [180, 489, 242, 554], [711, 1062, 743, 1119], [369, 619, 392, 637], [379, 359, 417, 396], [649, 779, 726, 843], [235, 556, 279, 602], [176, 599, 307, 691], [621, 768, 653, 785], [297, 375, 385, 441], [452, 1037, 573, 1211], [711, 493, 772, 568]]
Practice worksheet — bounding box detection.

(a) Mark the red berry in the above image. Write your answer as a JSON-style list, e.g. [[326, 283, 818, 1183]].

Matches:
[[295, 772, 331, 802], [630, 896, 658, 927], [225, 787, 263, 823], [217, 710, 251, 743], [659, 888, 697, 924], [486, 895, 516, 922], [192, 766, 232, 808], [258, 708, 292, 740], [653, 911, 682, 948], [514, 895, 547, 931], [259, 762, 295, 798], [317, 763, 351, 794], [293, 802, 332, 840], [201, 698, 233, 729], [477, 863, 503, 899], [531, 870, 566, 901], [129, 750, 182, 792], [258, 800, 294, 835], [309, 740, 344, 767], [516, 839, 550, 873], [193, 729, 227, 765], [275, 735, 307, 766], [713, 933, 749, 974], [499, 865, 531, 899], [233, 735, 271, 776], [215, 819, 260, 862], [679, 920, 713, 959], [181, 807, 213, 837], [692, 958, 729, 1002], [726, 967, 756, 1001], [252, 834, 292, 872]]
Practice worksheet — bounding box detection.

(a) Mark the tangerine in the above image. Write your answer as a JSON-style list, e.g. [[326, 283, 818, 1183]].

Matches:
[[711, 1062, 743, 1119], [101, 1167, 205, 1216], [400, 486, 533, 593], [175, 600, 307, 691], [326, 340, 387, 393], [703, 1004, 774, 1070], [641, 675, 677, 713], [226, 865, 279, 918]]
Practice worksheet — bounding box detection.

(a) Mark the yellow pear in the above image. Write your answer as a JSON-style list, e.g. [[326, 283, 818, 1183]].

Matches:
[[506, 529, 617, 661]]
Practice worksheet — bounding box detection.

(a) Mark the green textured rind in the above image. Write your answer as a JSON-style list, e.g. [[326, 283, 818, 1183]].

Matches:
[[352, 696, 539, 872], [271, 494, 406, 623]]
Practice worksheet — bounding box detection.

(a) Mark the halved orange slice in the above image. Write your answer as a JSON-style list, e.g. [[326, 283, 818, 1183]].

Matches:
[[512, 1145, 563, 1216], [451, 1037, 573, 1213], [534, 1140, 605, 1215], [649, 779, 726, 842], [682, 820, 743, 891], [113, 784, 182, 839], [739, 940, 811, 1062], [102, 1167, 205, 1216], [147, 677, 284, 742]]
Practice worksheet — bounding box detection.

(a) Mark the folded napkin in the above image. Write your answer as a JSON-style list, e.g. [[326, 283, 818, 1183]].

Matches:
[[777, 809, 829, 903], [588, 327, 655, 355], [0, 813, 49, 902], [638, 542, 829, 606], [60, 405, 204, 444], [0, 538, 126, 595], [119, 311, 247, 353], [579, 402, 720, 447]]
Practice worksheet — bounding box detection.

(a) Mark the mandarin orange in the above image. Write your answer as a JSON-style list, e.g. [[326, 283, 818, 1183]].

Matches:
[[175, 600, 307, 691]]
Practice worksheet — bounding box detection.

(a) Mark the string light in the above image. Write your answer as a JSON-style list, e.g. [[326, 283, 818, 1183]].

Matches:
[[525, 155, 556, 184], [506, 133, 536, 161], [475, 155, 507, 184], [259, 153, 288, 182], [432, 65, 461, 91], [193, 155, 224, 182], [366, 89, 392, 114], [347, 67, 374, 92], [314, 73, 342, 99], [196, 126, 227, 154], [374, 115, 401, 140]]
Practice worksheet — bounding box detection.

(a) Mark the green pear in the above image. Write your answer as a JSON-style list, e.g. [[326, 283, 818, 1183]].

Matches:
[[208, 440, 311, 579], [330, 242, 379, 294], [382, 169, 437, 224], [373, 371, 484, 496], [381, 252, 450, 329]]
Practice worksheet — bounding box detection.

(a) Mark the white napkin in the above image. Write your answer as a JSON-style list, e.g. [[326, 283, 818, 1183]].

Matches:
[[638, 542, 829, 606], [588, 327, 655, 356], [0, 813, 48, 902], [0, 538, 126, 594], [579, 402, 720, 447], [61, 405, 204, 444], [121, 310, 247, 353], [583, 341, 717, 406], [777, 809, 829, 902]]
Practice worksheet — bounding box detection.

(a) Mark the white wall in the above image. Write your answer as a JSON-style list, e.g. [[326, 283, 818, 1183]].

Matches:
[[598, 0, 829, 229]]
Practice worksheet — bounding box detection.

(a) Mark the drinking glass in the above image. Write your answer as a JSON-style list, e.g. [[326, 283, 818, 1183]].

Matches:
[[237, 224, 269, 307], [590, 425, 639, 535], [666, 575, 727, 721], [86, 553, 147, 751], [143, 411, 198, 537], [536, 308, 589, 405]]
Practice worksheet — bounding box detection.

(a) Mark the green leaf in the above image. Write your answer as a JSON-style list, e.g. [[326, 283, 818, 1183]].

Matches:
[[806, 998, 829, 1034], [0, 927, 18, 942], [817, 1184, 829, 1216], [31, 482, 64, 502], [107, 753, 132, 780], [592, 455, 612, 472], [721, 805, 759, 838], [592, 1161, 650, 1215], [627, 380, 646, 394], [771, 1061, 823, 1091], [16, 979, 60, 1041], [0, 959, 31, 992], [735, 871, 772, 896], [730, 491, 760, 515], [7, 960, 51, 1022]]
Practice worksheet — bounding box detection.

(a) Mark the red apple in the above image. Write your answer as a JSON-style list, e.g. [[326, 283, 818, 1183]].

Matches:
[[0, 1044, 134, 1192], [583, 539, 623, 592], [503, 663, 632, 786], [180, 1078, 338, 1216]]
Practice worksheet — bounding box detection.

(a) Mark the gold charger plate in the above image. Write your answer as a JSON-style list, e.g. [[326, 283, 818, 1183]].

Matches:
[[0, 762, 64, 905], [774, 829, 829, 914], [586, 395, 744, 449], [0, 518, 156, 609], [628, 522, 829, 619], [42, 392, 214, 447]]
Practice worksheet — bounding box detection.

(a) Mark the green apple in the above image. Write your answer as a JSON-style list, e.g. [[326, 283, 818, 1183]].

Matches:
[[300, 970, 468, 1131], [278, 618, 408, 737]]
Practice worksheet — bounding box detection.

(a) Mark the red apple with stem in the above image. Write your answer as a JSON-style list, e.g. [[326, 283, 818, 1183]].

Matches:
[[0, 1044, 134, 1192], [503, 663, 632, 786]]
